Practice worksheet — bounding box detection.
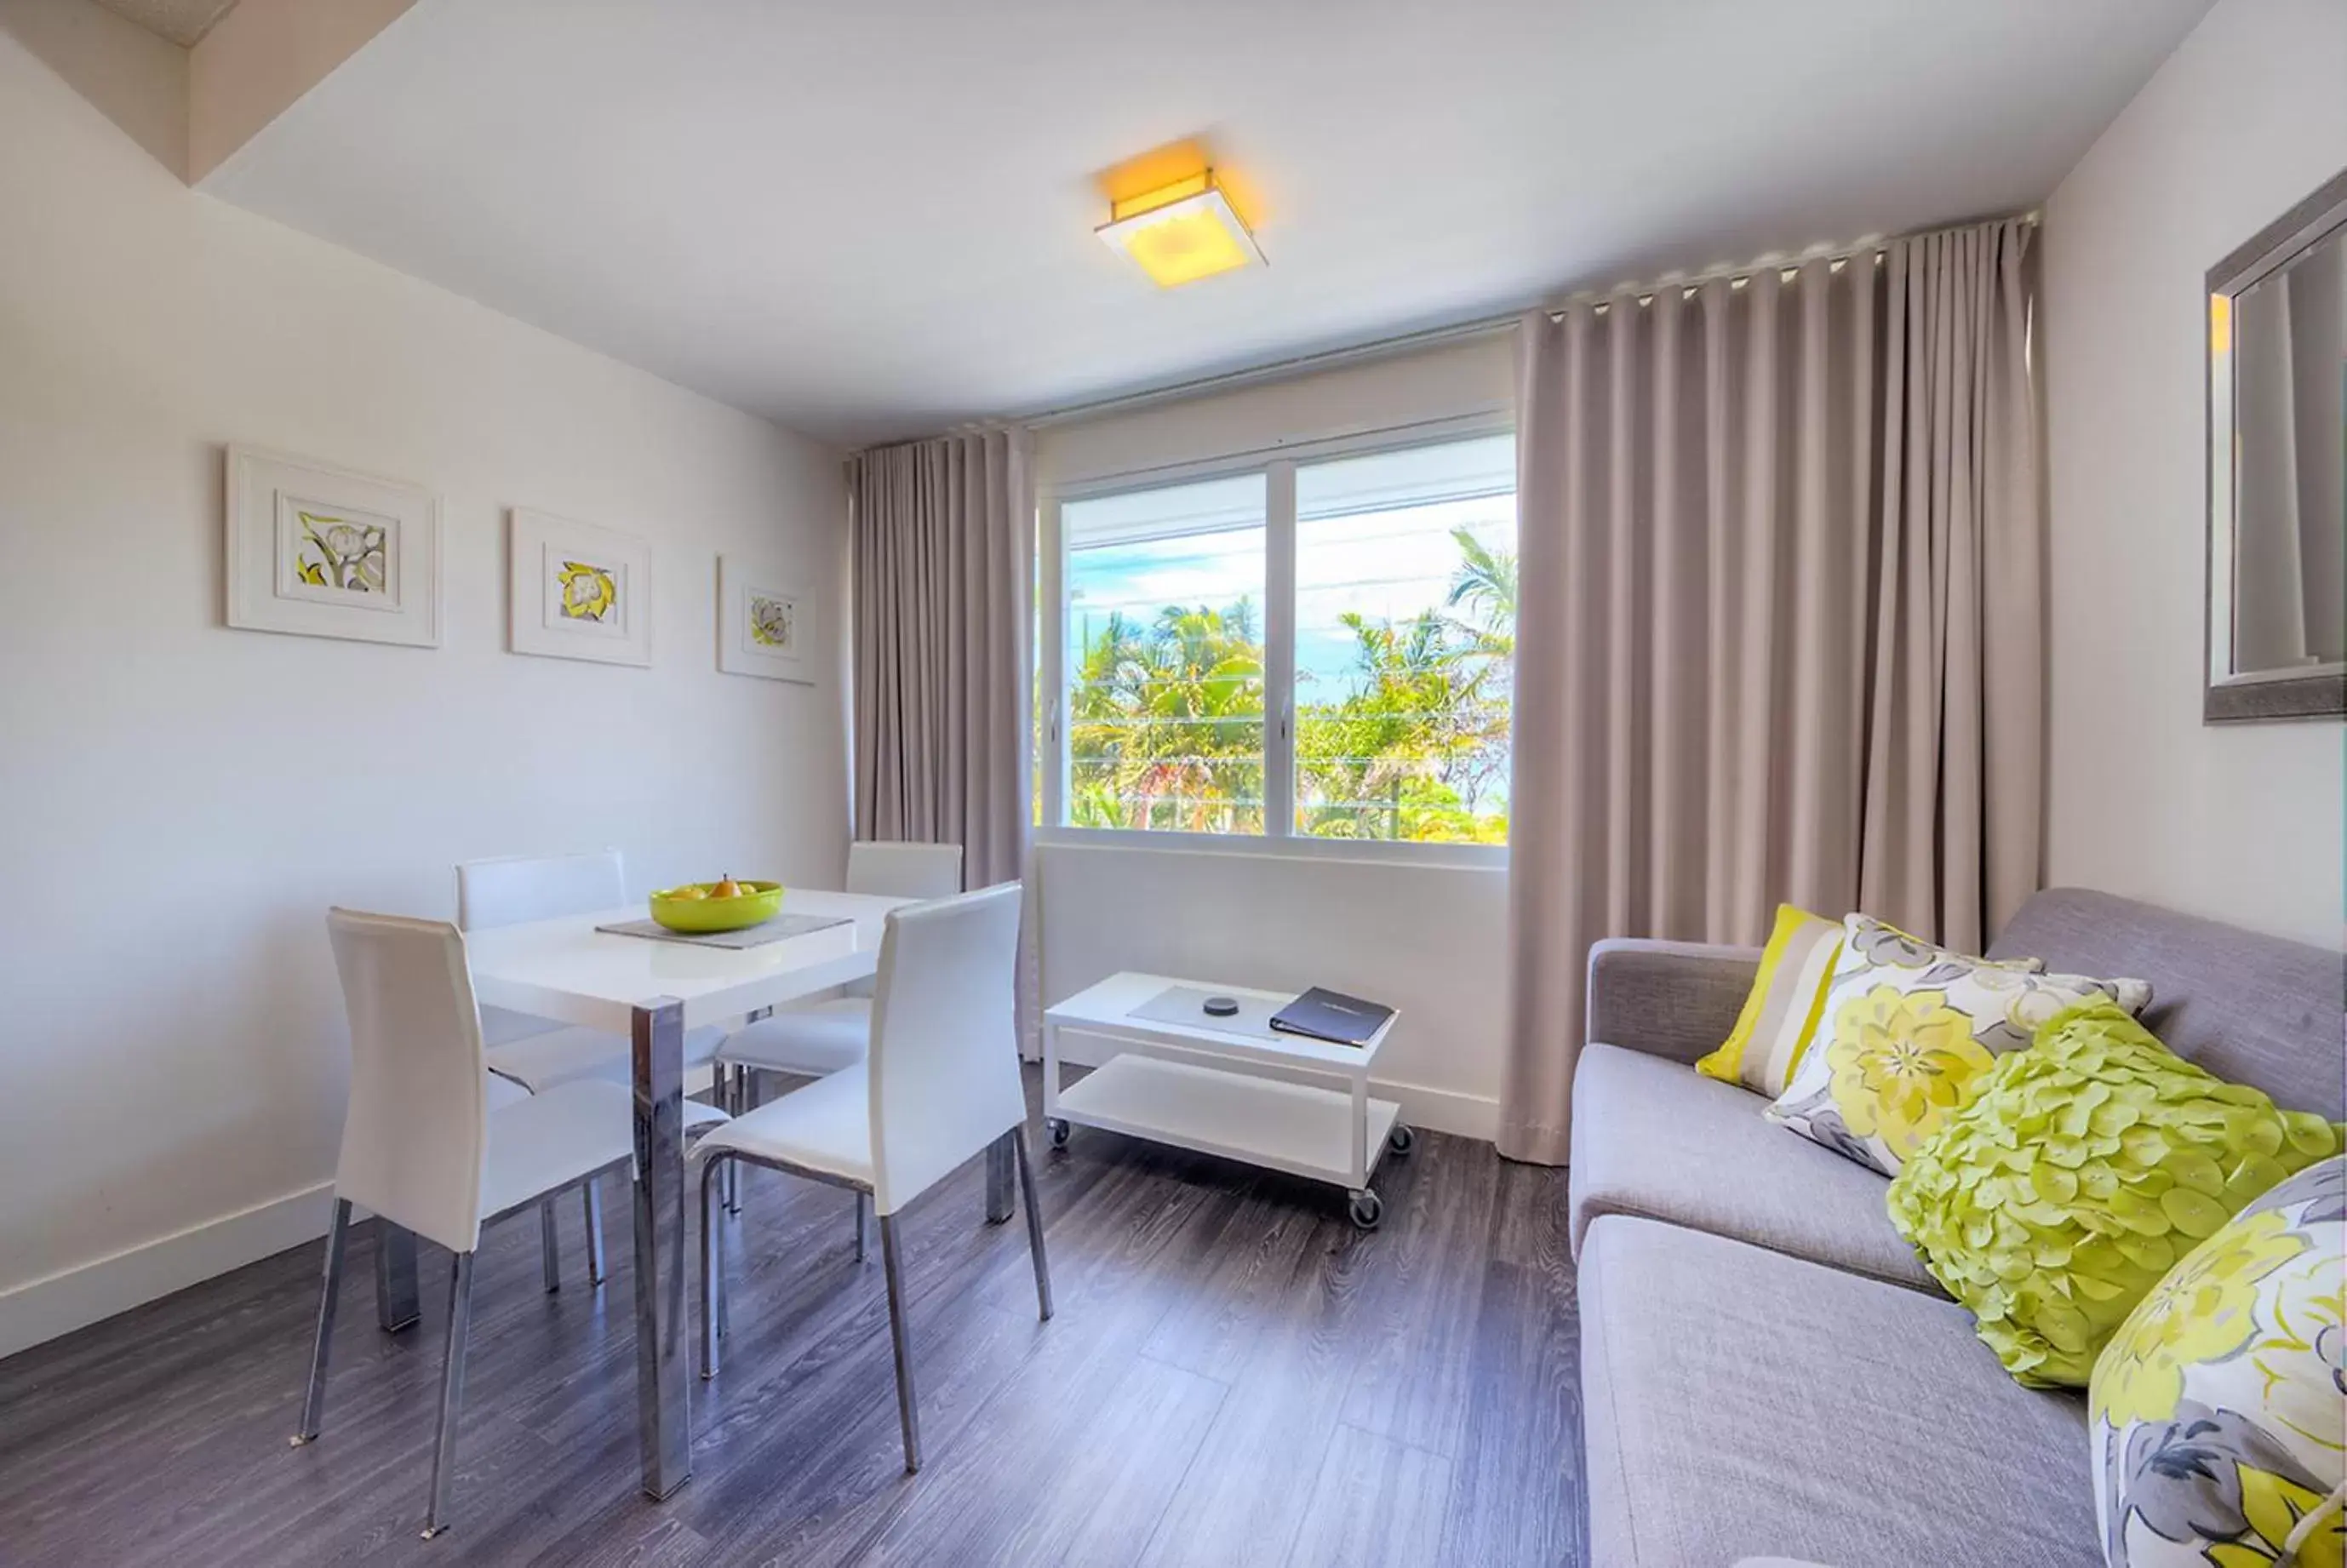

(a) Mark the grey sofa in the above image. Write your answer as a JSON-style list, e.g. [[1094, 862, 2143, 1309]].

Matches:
[[1571, 887, 2345, 1568]]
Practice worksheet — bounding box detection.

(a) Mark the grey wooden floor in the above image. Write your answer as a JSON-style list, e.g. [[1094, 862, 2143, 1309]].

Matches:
[[0, 1070, 1583, 1567]]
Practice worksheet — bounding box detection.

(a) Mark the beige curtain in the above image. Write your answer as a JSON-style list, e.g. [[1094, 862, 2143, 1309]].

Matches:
[[1501, 217, 2041, 1165], [847, 428, 1037, 1045], [848, 428, 1033, 881]]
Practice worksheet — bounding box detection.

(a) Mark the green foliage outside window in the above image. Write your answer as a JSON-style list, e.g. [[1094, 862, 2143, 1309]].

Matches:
[[1067, 528, 1515, 843]]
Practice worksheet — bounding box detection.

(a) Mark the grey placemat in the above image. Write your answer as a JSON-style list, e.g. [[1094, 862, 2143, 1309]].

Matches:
[[1128, 983, 1292, 1042], [594, 913, 852, 949]]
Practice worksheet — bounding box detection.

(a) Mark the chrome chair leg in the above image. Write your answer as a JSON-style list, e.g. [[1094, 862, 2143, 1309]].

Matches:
[[291, 1197, 351, 1444], [700, 1156, 725, 1380], [1014, 1128, 1053, 1321], [879, 1212, 921, 1473], [582, 1179, 605, 1285], [724, 1067, 743, 1215], [855, 1192, 870, 1262], [539, 1199, 561, 1293], [743, 1071, 768, 1212], [421, 1252, 476, 1539]]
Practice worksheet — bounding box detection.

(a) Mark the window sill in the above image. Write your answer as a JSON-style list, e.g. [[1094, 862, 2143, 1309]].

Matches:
[[1033, 825, 1508, 872]]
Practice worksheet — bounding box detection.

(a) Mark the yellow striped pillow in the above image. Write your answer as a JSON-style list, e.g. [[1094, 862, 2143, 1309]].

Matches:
[[1696, 905, 1843, 1096]]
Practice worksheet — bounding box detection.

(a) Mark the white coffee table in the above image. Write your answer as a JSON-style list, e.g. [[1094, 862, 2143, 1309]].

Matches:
[[1041, 971, 1409, 1229]]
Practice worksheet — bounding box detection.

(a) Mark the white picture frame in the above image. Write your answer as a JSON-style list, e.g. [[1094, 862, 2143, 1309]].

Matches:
[[226, 446, 441, 648], [507, 508, 652, 667], [718, 556, 812, 684]]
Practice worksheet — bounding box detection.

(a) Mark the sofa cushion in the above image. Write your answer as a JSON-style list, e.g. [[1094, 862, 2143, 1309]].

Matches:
[[1886, 1000, 2344, 1388], [1990, 888, 2344, 1118], [1581, 1215, 2101, 1568], [2089, 1157, 2347, 1568], [1765, 914, 2150, 1179], [1569, 1042, 1939, 1292], [1693, 904, 1846, 1096]]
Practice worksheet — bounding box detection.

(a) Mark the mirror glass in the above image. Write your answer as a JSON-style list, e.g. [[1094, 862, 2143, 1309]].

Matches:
[[2227, 226, 2345, 672], [2209, 175, 2347, 722]]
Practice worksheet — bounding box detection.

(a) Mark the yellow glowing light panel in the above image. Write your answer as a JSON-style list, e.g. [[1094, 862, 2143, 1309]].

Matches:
[[1097, 173, 1265, 289]]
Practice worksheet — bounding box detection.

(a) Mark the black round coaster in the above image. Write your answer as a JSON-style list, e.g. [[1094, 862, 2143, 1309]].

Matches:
[[1202, 995, 1240, 1017]]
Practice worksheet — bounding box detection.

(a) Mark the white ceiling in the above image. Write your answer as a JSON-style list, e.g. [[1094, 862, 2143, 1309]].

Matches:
[[203, 0, 2210, 446]]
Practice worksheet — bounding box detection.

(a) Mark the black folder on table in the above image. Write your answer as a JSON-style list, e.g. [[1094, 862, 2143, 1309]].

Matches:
[[1268, 987, 1394, 1047]]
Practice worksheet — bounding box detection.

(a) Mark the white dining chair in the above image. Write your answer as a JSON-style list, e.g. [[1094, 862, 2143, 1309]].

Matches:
[[708, 841, 962, 1230], [456, 850, 729, 1286], [458, 850, 732, 1086], [713, 840, 962, 1075], [692, 882, 1048, 1473], [295, 908, 727, 1537]]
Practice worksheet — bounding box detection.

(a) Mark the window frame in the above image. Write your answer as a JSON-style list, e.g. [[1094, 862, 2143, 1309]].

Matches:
[[1038, 412, 1514, 867]]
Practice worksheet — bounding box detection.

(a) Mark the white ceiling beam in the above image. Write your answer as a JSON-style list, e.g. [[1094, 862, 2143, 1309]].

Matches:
[[0, 0, 189, 177], [188, 0, 410, 184]]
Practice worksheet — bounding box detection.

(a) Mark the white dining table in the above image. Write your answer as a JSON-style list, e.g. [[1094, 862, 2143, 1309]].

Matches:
[[364, 888, 1017, 1502]]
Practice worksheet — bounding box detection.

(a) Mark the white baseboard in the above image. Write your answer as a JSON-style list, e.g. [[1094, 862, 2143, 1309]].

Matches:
[[0, 1063, 734, 1364], [1045, 1028, 1498, 1144], [0, 1180, 337, 1361], [1372, 1077, 1500, 1142]]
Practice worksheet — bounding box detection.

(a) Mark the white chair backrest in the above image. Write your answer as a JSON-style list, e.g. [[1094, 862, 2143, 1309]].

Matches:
[[841, 844, 963, 1000], [455, 851, 626, 1044], [864, 882, 1024, 1215], [455, 850, 625, 931], [844, 841, 964, 901], [325, 909, 489, 1255]]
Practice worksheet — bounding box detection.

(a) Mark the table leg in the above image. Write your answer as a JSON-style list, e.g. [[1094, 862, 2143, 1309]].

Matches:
[[373, 1220, 419, 1333], [1350, 1072, 1369, 1190], [1041, 1018, 1059, 1123], [630, 997, 691, 1501]]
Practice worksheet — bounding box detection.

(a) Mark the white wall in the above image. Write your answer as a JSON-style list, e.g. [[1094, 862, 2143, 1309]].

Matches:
[[1033, 335, 1516, 1140], [2041, 0, 2347, 949], [0, 20, 849, 1354]]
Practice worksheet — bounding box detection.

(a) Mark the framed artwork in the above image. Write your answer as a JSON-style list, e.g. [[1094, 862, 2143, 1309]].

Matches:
[[718, 556, 812, 684], [226, 446, 441, 647], [507, 508, 651, 667]]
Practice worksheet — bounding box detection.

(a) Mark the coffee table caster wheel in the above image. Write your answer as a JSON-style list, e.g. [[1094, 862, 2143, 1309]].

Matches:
[[1388, 1124, 1415, 1156], [1348, 1189, 1383, 1230], [1046, 1118, 1070, 1149]]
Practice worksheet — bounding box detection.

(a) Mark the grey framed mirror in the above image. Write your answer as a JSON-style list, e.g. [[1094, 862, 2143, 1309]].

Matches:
[[2206, 167, 2347, 723]]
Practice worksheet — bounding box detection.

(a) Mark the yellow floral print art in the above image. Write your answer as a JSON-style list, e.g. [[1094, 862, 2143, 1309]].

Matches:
[[1824, 984, 1994, 1161], [557, 560, 617, 623], [294, 512, 387, 593]]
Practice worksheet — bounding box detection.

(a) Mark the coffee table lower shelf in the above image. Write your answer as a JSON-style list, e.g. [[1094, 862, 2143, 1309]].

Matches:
[[1048, 1055, 1404, 1228]]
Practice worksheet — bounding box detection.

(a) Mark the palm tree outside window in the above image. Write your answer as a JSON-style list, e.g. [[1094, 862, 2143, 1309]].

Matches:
[[1055, 433, 1517, 846]]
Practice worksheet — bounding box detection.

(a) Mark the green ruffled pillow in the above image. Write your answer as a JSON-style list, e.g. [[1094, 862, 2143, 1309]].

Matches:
[[1886, 998, 2343, 1388]]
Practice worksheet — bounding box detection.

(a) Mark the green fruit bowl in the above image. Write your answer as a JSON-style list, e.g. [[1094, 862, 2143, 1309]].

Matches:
[[648, 880, 784, 933]]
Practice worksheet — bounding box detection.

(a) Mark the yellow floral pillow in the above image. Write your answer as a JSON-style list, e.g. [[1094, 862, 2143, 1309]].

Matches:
[[1763, 914, 2151, 1177], [2091, 1157, 2345, 1568]]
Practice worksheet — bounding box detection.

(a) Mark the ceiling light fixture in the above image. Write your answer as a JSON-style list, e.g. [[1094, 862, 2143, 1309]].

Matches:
[[1096, 169, 1265, 289]]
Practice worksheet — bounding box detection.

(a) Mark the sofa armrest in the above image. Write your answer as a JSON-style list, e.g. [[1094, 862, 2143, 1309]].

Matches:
[[1584, 938, 1762, 1067]]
